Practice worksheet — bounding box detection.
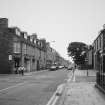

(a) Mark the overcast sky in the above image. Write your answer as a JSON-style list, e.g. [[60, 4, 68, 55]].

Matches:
[[0, 0, 105, 61]]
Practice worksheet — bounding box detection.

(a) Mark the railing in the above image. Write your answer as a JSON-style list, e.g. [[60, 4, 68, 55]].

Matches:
[[96, 72, 105, 90]]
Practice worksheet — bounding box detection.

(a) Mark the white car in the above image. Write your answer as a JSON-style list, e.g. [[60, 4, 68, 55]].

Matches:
[[58, 66, 64, 69], [49, 65, 57, 71]]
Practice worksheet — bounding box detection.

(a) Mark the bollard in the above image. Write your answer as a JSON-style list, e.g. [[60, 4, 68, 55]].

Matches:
[[87, 69, 88, 76]]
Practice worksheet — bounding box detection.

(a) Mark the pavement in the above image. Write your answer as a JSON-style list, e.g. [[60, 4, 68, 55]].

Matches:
[[56, 69, 105, 105], [0, 69, 47, 77]]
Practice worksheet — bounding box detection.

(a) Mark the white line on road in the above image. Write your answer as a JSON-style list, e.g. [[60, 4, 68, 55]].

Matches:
[[0, 82, 27, 93], [46, 87, 58, 105], [51, 96, 59, 105], [46, 84, 65, 105]]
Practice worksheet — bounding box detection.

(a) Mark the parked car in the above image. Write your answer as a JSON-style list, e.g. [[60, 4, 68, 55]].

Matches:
[[67, 66, 73, 70], [49, 65, 57, 71], [58, 65, 64, 69]]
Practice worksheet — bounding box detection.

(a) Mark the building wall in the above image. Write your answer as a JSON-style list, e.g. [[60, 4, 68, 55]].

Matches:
[[0, 18, 66, 73], [92, 28, 105, 91], [93, 30, 104, 71], [0, 29, 13, 73], [0, 20, 45, 73]]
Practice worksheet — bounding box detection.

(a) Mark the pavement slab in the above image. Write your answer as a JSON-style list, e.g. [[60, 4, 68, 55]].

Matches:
[[56, 70, 105, 105], [63, 82, 105, 105]]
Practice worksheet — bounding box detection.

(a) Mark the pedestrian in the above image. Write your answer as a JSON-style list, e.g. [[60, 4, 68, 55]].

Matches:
[[14, 67, 18, 74], [73, 67, 75, 74], [21, 66, 25, 76], [18, 66, 21, 74], [18, 66, 25, 76]]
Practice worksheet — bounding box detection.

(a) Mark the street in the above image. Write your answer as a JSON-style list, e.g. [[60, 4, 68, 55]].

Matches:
[[1, 0, 105, 105], [0, 69, 68, 105]]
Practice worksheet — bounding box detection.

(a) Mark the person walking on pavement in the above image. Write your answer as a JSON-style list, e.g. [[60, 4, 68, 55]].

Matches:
[[21, 66, 25, 76], [73, 66, 75, 75], [72, 64, 76, 76], [18, 65, 25, 76]]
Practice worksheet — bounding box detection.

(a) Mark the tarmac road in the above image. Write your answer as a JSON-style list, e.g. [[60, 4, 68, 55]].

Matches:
[[0, 69, 68, 105]]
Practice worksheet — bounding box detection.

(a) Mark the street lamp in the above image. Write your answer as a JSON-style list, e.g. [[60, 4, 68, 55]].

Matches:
[[85, 58, 88, 76]]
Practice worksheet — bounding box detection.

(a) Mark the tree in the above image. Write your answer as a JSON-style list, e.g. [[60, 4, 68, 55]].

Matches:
[[67, 42, 88, 65]]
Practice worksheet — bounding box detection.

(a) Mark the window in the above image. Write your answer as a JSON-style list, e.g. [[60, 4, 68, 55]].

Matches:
[[93, 42, 96, 51], [27, 45, 30, 55], [101, 34, 103, 49], [15, 28, 20, 36], [22, 43, 26, 54], [99, 37, 101, 49], [13, 42, 21, 53], [97, 40, 98, 50], [24, 32, 27, 39], [98, 37, 100, 50], [34, 40, 36, 44], [30, 38, 33, 42]]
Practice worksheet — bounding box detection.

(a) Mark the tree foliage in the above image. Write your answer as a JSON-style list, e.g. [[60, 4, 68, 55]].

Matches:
[[67, 42, 88, 65]]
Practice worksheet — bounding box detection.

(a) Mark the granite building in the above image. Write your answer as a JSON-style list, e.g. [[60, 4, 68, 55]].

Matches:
[[0, 18, 47, 73], [0, 18, 69, 74], [93, 26, 105, 91]]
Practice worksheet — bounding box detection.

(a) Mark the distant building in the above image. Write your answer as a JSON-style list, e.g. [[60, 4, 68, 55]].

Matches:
[[87, 45, 94, 69]]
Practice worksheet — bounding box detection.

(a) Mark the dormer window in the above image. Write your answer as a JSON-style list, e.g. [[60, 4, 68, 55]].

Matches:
[[40, 42, 43, 47], [30, 38, 33, 42], [15, 28, 20, 36], [24, 32, 27, 39], [38, 41, 40, 46], [34, 40, 36, 44]]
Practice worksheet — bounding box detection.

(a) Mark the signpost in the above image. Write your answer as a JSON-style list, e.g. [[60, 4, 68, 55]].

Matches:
[[85, 58, 88, 76], [9, 55, 12, 60]]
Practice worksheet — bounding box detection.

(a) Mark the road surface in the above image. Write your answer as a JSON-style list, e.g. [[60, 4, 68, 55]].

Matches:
[[0, 69, 69, 105]]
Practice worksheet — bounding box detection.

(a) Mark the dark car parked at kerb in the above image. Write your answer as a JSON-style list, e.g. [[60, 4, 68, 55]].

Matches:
[[67, 66, 73, 70], [49, 65, 57, 71]]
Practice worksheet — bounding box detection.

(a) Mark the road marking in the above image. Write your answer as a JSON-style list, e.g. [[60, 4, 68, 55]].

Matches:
[[46, 84, 65, 105], [46, 71, 74, 105], [0, 82, 27, 93], [51, 96, 59, 105], [46, 87, 58, 105]]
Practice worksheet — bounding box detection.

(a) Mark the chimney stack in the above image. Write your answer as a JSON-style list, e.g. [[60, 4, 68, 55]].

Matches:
[[0, 18, 8, 30]]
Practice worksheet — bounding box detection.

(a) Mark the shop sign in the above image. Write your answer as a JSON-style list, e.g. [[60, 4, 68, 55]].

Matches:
[[9, 55, 12, 60]]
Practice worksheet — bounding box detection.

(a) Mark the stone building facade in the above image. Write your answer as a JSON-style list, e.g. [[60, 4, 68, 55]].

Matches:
[[0, 18, 13, 73], [0, 18, 47, 73], [0, 18, 69, 74], [93, 27, 105, 91]]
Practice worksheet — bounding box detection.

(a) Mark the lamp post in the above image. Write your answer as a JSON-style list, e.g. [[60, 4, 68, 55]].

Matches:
[[85, 58, 88, 76]]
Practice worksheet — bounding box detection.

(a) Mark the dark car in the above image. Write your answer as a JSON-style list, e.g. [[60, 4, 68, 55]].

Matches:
[[67, 66, 73, 70], [49, 65, 57, 71]]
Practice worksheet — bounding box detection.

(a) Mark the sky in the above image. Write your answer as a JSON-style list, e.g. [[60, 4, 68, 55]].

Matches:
[[0, 0, 105, 61]]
